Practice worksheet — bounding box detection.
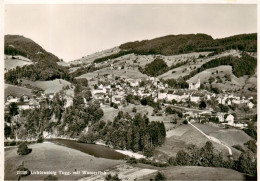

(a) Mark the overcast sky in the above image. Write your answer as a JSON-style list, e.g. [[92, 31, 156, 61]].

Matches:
[[5, 4, 257, 62]]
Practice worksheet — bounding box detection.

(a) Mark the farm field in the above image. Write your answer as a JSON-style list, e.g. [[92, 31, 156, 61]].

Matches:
[[78, 68, 149, 80], [193, 123, 252, 157], [141, 166, 246, 181], [5, 58, 33, 72], [21, 79, 71, 94], [5, 84, 33, 98], [155, 124, 230, 161], [5, 142, 123, 180]]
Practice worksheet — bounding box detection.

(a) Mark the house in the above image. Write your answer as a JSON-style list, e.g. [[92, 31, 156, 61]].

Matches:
[[189, 79, 200, 90], [166, 94, 181, 102], [216, 112, 225, 122], [21, 95, 29, 102], [93, 88, 106, 95], [6, 95, 19, 103], [17, 102, 30, 110], [247, 102, 254, 109], [158, 93, 167, 100], [190, 96, 200, 103], [29, 100, 40, 109], [226, 114, 234, 125], [112, 95, 123, 104]]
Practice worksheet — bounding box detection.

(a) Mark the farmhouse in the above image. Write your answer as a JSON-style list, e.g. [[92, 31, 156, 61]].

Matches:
[[189, 78, 200, 90], [226, 114, 234, 125], [6, 95, 19, 103]]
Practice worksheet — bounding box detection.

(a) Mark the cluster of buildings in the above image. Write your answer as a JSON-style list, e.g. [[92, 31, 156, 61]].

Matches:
[[4, 92, 54, 112]]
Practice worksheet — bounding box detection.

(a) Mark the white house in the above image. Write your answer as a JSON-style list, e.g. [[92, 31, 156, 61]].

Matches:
[[6, 95, 19, 103], [93, 88, 106, 95], [247, 102, 254, 109], [189, 79, 200, 90], [158, 93, 167, 100], [226, 114, 234, 125], [216, 112, 225, 122], [190, 96, 200, 103], [167, 94, 181, 102]]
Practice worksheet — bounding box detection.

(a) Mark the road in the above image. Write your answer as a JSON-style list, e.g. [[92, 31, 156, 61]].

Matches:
[[188, 121, 232, 156]]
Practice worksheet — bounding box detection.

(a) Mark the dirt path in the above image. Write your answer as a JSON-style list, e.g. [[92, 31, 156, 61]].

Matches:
[[188, 121, 232, 156]]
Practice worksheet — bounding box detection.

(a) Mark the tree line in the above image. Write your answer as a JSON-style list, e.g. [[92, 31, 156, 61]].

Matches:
[[168, 141, 257, 178]]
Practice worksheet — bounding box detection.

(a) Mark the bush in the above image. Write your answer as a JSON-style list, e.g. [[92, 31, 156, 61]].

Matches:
[[126, 157, 137, 164], [183, 120, 188, 124], [105, 174, 121, 181], [17, 142, 32, 155], [37, 136, 44, 143], [132, 107, 137, 113], [155, 172, 166, 181], [232, 145, 245, 153], [244, 140, 257, 153]]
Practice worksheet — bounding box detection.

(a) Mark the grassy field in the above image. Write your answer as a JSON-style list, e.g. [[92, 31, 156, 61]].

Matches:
[[141, 166, 246, 181], [155, 124, 230, 161], [5, 142, 123, 180], [193, 123, 252, 158], [21, 79, 71, 94], [5, 55, 32, 71], [5, 84, 33, 98], [77, 67, 149, 80]]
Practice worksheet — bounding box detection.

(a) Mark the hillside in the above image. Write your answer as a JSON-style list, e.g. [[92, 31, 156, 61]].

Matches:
[[5, 35, 61, 63], [4, 55, 33, 72], [119, 33, 256, 56], [4, 35, 71, 84]]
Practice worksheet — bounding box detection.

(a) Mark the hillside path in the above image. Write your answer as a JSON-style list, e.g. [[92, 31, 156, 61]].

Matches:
[[188, 121, 232, 156]]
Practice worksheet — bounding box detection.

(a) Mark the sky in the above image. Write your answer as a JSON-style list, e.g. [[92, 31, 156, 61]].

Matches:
[[5, 4, 257, 62]]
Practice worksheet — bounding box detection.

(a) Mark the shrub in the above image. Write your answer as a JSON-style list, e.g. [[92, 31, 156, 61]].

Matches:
[[132, 107, 137, 113], [155, 172, 166, 181], [126, 157, 137, 164], [183, 120, 188, 124], [105, 174, 121, 181], [232, 145, 245, 153], [17, 142, 32, 155]]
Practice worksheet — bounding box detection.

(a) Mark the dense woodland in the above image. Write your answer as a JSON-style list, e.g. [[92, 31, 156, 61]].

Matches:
[[79, 112, 166, 157], [119, 33, 257, 55], [139, 58, 169, 77]]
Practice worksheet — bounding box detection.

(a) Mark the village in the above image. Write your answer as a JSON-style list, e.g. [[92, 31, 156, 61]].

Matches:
[[5, 69, 255, 134]]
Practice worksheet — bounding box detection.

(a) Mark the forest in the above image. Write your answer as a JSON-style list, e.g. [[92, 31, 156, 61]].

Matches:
[[139, 58, 169, 77], [119, 33, 257, 55]]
